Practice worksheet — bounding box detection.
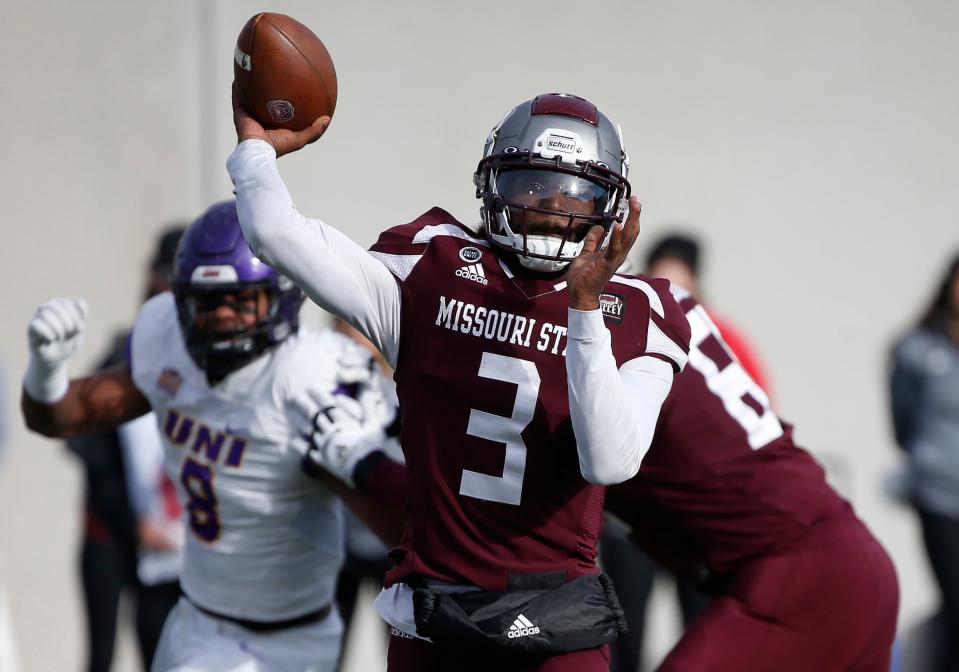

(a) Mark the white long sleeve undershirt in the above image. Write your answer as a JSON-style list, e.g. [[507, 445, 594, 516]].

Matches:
[[228, 140, 402, 367], [567, 309, 674, 484], [227, 139, 673, 485]]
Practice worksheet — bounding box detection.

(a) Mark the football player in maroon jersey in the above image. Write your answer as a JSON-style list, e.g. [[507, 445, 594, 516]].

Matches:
[[229, 90, 691, 671], [306, 289, 899, 671], [311, 286, 899, 670], [601, 286, 899, 671]]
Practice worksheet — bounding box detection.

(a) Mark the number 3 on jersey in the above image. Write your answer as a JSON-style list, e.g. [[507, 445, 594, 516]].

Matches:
[[460, 353, 541, 506]]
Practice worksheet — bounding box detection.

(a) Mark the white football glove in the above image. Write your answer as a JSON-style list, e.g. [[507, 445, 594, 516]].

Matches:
[[24, 298, 89, 403], [335, 347, 378, 386], [333, 342, 397, 438], [301, 390, 386, 487]]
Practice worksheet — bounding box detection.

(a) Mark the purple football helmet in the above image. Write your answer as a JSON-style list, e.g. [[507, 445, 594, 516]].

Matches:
[[171, 200, 304, 380]]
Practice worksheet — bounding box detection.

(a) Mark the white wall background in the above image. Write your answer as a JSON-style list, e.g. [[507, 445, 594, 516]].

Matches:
[[1, 1, 956, 669]]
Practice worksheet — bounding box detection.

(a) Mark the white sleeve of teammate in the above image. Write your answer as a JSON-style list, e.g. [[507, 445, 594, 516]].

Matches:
[[118, 413, 165, 519], [566, 308, 674, 485], [226, 139, 402, 367]]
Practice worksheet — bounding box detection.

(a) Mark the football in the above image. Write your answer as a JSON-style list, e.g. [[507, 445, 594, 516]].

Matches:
[[234, 13, 337, 131]]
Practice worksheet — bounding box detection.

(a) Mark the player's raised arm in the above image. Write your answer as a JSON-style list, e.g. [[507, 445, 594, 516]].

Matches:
[[565, 198, 691, 485], [228, 89, 402, 367], [21, 299, 150, 438]]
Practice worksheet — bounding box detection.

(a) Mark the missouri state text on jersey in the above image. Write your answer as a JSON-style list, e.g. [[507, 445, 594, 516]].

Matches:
[[435, 294, 634, 356], [368, 208, 690, 591], [435, 296, 570, 356]]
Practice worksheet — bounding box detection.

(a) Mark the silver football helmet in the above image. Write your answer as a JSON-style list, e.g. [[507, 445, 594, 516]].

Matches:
[[474, 93, 631, 273]]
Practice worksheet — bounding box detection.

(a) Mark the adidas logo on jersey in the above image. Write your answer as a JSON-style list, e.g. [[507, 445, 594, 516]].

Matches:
[[455, 263, 488, 285], [507, 613, 540, 638]]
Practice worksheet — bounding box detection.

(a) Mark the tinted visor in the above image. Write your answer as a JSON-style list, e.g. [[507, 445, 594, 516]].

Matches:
[[181, 287, 262, 319], [173, 282, 277, 340], [495, 169, 611, 217]]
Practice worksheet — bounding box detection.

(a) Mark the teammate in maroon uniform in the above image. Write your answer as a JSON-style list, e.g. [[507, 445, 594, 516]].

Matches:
[[228, 91, 691, 671], [602, 286, 899, 671], [309, 287, 900, 671]]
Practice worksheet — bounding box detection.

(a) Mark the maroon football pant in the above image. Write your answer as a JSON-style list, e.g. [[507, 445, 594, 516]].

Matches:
[[386, 632, 610, 672], [658, 510, 898, 671]]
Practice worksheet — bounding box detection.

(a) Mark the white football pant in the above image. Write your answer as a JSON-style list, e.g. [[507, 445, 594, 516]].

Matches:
[[151, 598, 342, 672]]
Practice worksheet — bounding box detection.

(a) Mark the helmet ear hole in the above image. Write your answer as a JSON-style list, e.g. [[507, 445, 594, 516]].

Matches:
[[482, 192, 503, 213], [472, 172, 483, 194]]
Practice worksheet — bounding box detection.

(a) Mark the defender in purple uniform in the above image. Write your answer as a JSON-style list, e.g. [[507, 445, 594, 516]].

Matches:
[[228, 91, 690, 671], [604, 288, 899, 671]]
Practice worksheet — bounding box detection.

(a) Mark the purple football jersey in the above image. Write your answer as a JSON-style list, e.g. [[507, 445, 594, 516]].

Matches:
[[369, 208, 690, 591], [605, 293, 847, 576]]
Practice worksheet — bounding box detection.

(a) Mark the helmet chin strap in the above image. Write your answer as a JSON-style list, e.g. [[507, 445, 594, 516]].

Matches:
[[200, 335, 264, 384]]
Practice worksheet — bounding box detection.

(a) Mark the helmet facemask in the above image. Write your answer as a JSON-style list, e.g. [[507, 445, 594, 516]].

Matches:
[[173, 279, 294, 382]]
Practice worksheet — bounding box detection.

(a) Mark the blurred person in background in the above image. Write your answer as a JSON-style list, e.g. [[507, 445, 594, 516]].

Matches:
[[890, 252, 959, 672], [63, 226, 184, 672], [603, 232, 773, 672], [0, 569, 19, 672], [640, 233, 771, 391], [0, 361, 7, 458], [1, 361, 23, 672], [118, 406, 184, 632]]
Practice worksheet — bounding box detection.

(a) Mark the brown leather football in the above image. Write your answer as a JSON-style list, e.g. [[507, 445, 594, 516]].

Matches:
[[234, 13, 337, 131]]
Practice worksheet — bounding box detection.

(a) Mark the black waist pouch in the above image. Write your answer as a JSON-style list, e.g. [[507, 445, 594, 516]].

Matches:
[[412, 572, 627, 659]]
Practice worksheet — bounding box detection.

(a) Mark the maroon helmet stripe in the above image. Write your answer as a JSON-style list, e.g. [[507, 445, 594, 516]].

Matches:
[[531, 93, 598, 126]]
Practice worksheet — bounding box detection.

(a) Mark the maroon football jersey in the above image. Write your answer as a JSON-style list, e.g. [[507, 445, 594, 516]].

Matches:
[[605, 290, 848, 576], [368, 208, 690, 591]]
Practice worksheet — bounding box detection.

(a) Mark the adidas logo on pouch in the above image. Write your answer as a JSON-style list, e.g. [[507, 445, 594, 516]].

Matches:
[[389, 627, 415, 640], [455, 263, 488, 285], [507, 613, 541, 638]]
